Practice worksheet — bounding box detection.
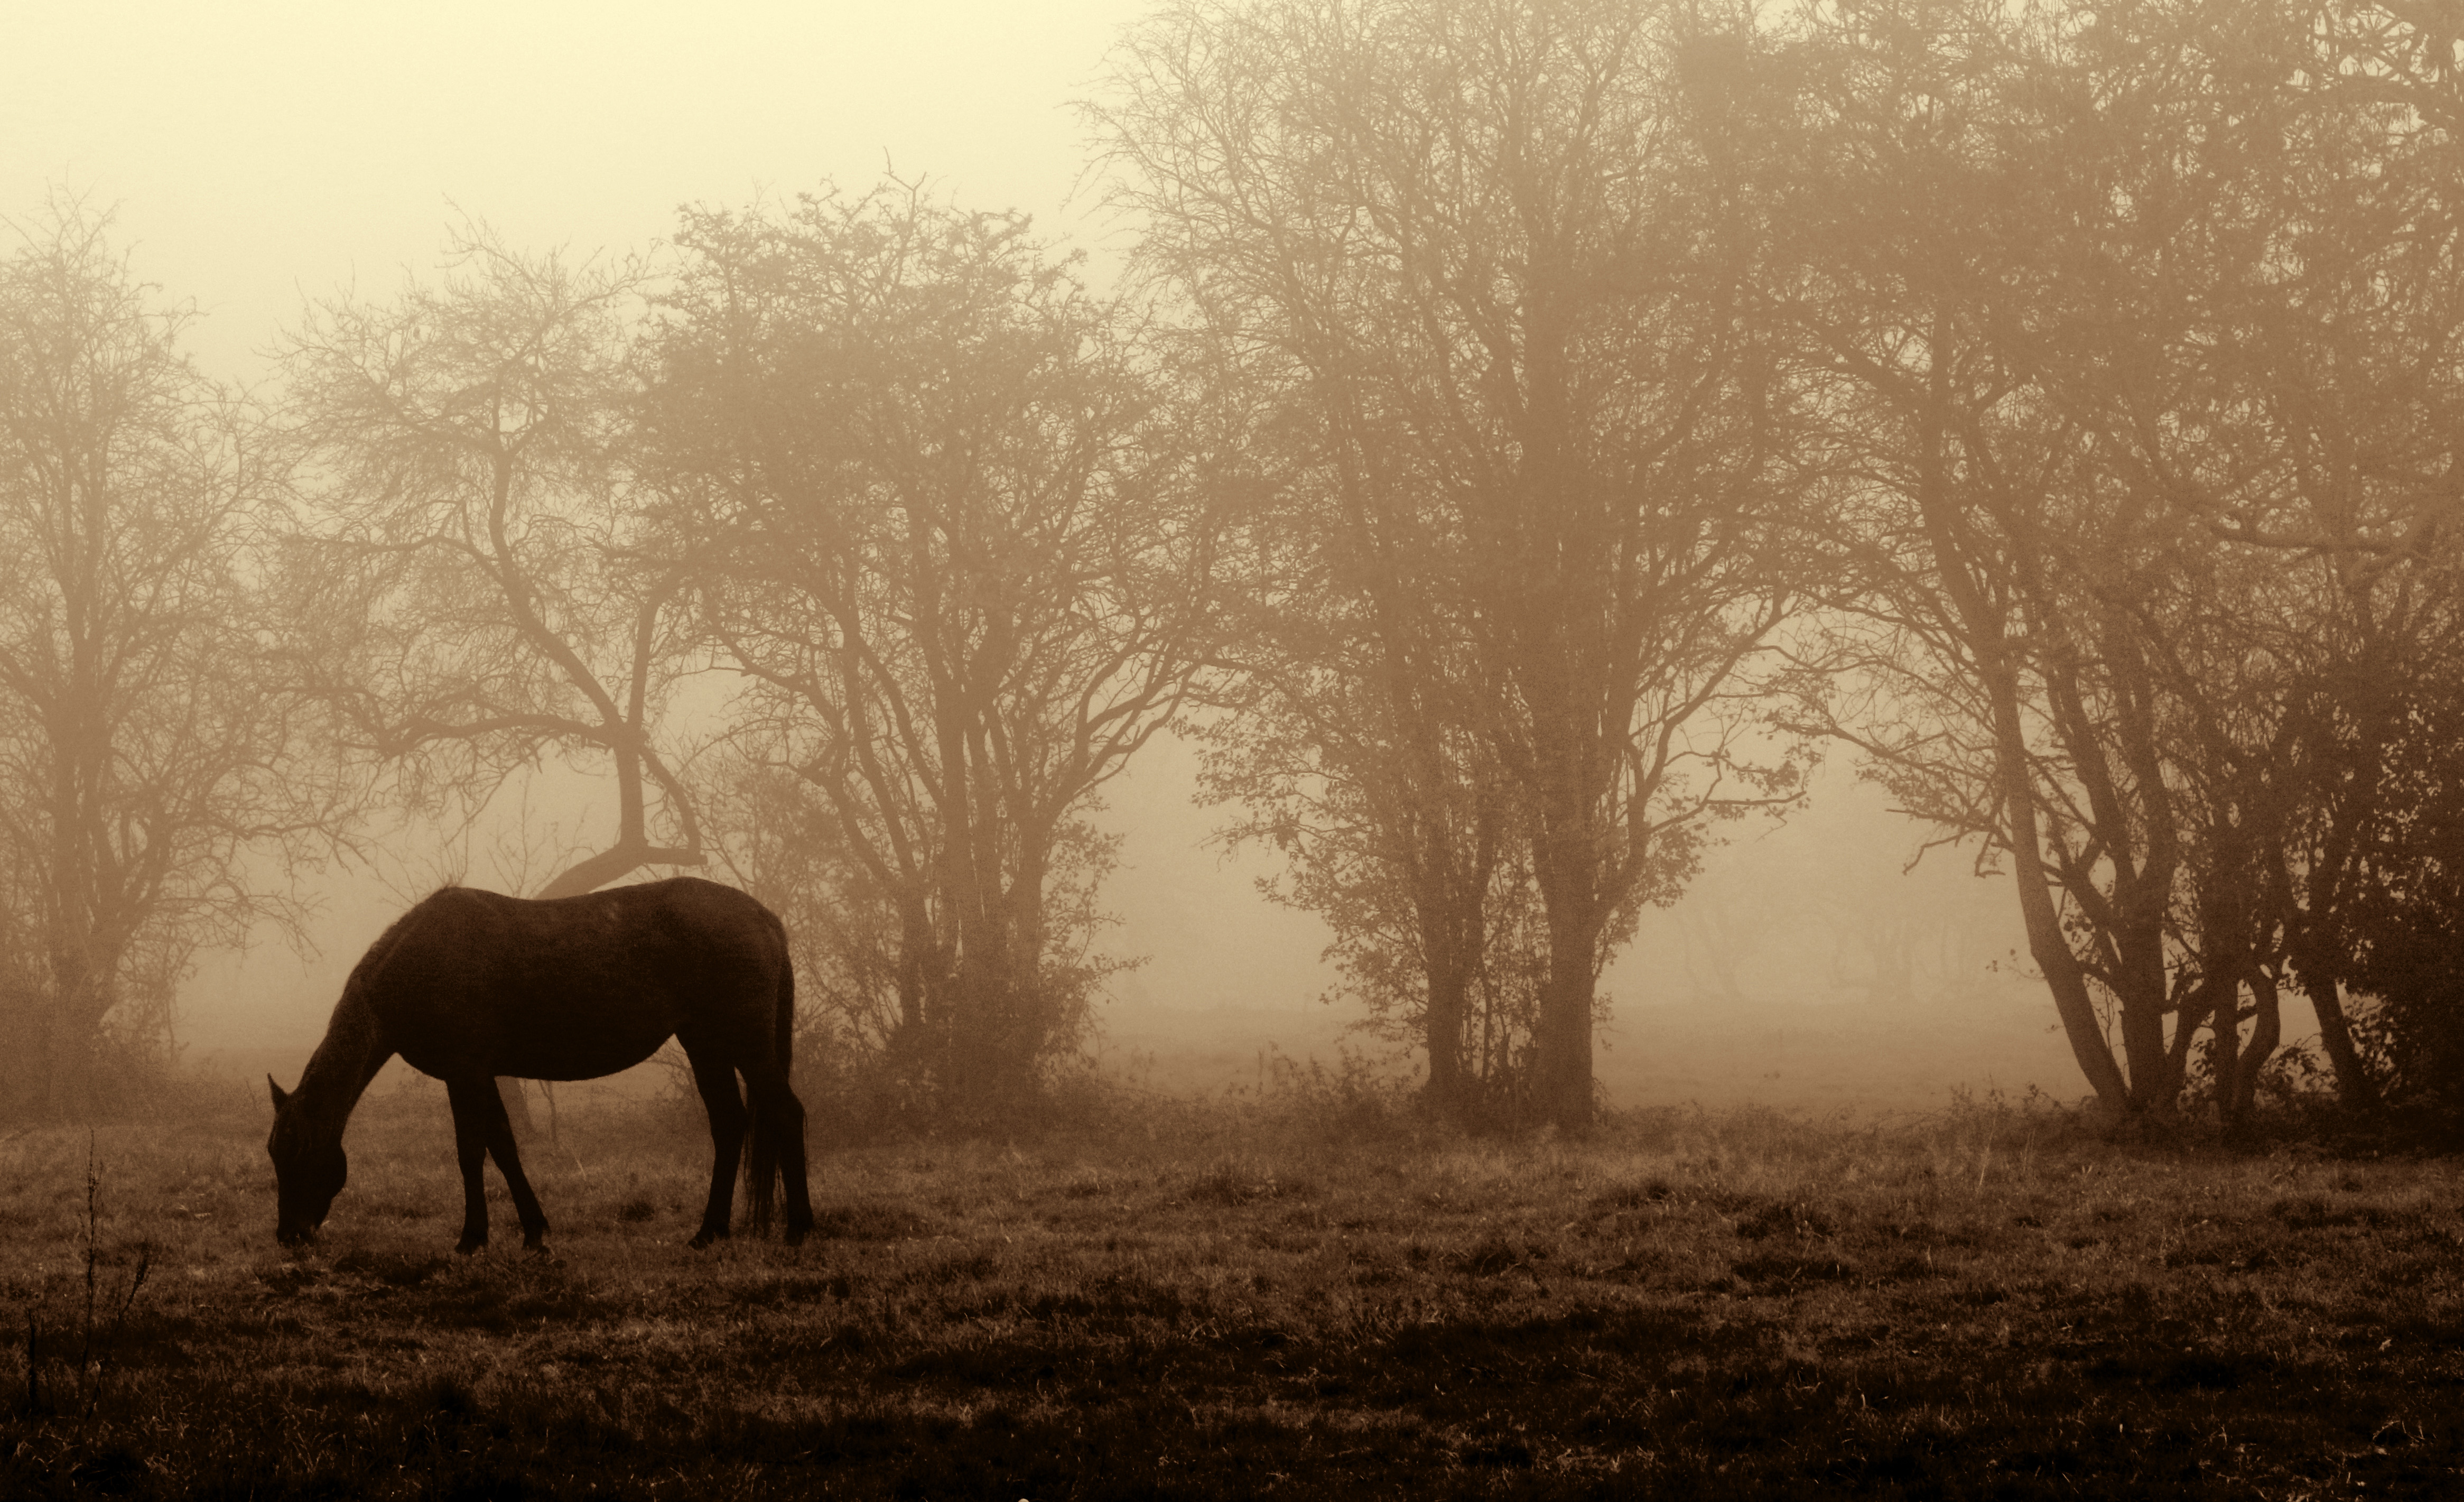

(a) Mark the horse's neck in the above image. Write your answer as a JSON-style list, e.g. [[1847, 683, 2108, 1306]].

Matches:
[[297, 991, 391, 1132]]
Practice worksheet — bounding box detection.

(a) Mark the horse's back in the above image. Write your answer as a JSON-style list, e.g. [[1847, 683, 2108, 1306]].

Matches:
[[373, 878, 789, 1082]]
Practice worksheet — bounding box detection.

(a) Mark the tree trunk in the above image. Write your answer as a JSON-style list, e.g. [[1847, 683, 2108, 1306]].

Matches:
[[1421, 942, 1469, 1117], [39, 996, 81, 1122], [1532, 799, 1601, 1133], [2000, 798, 2134, 1116], [41, 943, 114, 1122], [2304, 976, 2381, 1114], [896, 898, 936, 1039], [2228, 971, 2281, 1130], [1906, 321, 2133, 1116], [2161, 979, 2210, 1116], [2206, 978, 2240, 1130], [1535, 935, 1596, 1133]]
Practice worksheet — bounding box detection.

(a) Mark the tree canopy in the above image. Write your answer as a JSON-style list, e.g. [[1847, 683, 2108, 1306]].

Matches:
[[10, 0, 2464, 1132]]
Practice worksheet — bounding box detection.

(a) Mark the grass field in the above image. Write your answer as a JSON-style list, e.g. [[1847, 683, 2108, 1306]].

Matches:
[[4, 1074, 2462, 1499]]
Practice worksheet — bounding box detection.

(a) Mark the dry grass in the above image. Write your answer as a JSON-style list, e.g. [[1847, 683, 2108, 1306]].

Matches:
[[3, 1079, 2462, 1498]]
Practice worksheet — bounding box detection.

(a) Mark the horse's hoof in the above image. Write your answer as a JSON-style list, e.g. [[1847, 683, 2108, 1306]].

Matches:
[[454, 1239, 485, 1256], [522, 1240, 551, 1257]]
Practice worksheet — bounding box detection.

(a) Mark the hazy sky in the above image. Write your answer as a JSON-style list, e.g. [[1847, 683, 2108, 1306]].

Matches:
[[3, 1, 1148, 381], [6, 1, 2094, 1107], [6, 0, 1323, 1050]]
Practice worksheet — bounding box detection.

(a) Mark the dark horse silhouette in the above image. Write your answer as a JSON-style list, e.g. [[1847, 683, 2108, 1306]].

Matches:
[[266, 877, 814, 1253]]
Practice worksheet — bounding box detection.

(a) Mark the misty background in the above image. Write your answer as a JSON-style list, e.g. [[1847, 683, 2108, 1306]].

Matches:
[[6, 0, 2121, 1115]]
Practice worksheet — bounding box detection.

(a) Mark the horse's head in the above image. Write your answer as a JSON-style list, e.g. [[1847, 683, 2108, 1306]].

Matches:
[[266, 1075, 347, 1247]]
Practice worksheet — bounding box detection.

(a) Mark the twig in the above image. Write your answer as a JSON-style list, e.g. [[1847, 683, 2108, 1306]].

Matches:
[[79, 1133, 100, 1388], [70, 1132, 151, 1416]]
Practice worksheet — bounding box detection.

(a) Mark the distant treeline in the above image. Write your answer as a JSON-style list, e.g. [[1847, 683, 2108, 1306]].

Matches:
[[3, 0, 2459, 1137]]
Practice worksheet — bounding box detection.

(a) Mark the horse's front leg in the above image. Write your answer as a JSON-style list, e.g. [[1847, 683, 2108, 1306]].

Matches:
[[444, 1078, 496, 1254], [456, 1075, 552, 1251]]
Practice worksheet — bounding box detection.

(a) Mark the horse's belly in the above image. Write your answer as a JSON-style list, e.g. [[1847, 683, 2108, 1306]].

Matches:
[[498, 1028, 672, 1081], [396, 1022, 673, 1083]]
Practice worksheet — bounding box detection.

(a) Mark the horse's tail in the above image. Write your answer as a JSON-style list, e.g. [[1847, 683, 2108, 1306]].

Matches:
[[746, 947, 794, 1236]]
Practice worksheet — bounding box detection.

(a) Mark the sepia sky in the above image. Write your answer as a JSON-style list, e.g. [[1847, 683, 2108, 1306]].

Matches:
[[2, 1, 1148, 381], [3, 1, 2090, 1106], [4, 0, 1321, 1051]]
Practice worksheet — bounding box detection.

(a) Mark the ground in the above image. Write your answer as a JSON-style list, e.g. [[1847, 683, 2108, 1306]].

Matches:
[[4, 1074, 2462, 1499]]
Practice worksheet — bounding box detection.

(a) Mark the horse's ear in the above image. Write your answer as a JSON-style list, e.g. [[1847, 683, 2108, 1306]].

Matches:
[[268, 1074, 289, 1110]]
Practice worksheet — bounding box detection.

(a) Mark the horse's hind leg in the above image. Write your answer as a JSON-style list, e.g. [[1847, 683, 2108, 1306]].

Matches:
[[744, 1062, 814, 1245], [446, 1076, 551, 1253], [683, 1042, 749, 1248]]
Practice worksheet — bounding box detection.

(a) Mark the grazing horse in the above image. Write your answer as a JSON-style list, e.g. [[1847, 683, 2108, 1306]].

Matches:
[[266, 877, 814, 1253]]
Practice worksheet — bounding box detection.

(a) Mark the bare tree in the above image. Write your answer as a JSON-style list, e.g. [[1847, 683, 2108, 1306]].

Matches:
[[1166, 318, 1549, 1118], [1194, 647, 1559, 1121], [1097, 0, 1806, 1129], [644, 184, 1222, 1115], [1774, 0, 2464, 1121], [0, 202, 341, 1117], [2177, 0, 2464, 1116], [275, 226, 702, 898]]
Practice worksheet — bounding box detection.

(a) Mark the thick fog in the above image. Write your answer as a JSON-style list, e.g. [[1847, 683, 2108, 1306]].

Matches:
[[6, 3, 1139, 375], [8, 0, 2148, 1115]]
